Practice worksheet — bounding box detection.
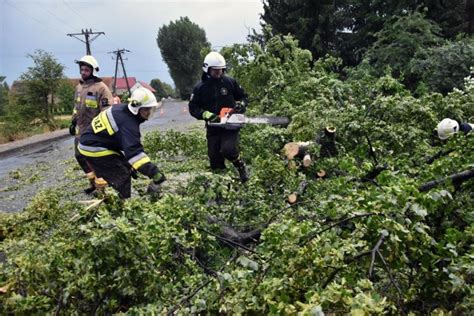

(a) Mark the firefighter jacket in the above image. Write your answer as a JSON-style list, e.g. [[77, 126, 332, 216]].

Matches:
[[188, 73, 248, 120], [78, 104, 159, 178], [72, 77, 113, 135]]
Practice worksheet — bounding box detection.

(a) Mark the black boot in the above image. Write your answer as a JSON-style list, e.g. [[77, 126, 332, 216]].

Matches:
[[232, 158, 249, 183], [84, 175, 96, 195]]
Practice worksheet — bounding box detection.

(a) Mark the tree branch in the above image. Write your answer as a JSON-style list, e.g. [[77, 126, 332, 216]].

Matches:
[[300, 213, 381, 248], [425, 149, 454, 164], [368, 233, 388, 279], [419, 168, 474, 192], [166, 253, 239, 315]]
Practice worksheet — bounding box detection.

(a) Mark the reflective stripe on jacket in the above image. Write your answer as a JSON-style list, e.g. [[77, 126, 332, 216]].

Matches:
[[72, 77, 113, 135], [79, 104, 158, 178]]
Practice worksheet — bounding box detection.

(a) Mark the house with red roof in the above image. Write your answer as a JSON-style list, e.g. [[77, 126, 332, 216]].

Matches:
[[131, 81, 156, 94]]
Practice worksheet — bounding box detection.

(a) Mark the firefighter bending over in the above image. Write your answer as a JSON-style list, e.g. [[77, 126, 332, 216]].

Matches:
[[78, 87, 165, 199]]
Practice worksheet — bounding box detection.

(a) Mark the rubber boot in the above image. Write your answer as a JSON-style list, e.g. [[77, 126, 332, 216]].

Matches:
[[232, 158, 249, 183], [94, 177, 108, 196], [84, 172, 96, 195]]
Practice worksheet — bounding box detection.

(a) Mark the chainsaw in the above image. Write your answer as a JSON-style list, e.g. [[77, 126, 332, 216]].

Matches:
[[208, 107, 289, 129]]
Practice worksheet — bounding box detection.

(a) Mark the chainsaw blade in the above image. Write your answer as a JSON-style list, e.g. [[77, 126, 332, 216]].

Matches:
[[226, 114, 289, 126]]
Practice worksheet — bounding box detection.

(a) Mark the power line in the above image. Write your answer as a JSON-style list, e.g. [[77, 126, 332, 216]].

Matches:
[[62, 0, 89, 26], [4, 0, 63, 34], [62, 1, 122, 50], [67, 29, 105, 55], [109, 48, 132, 95], [40, 4, 81, 32]]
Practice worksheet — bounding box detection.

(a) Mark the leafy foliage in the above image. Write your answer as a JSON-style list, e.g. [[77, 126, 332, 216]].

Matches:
[[17, 49, 65, 125], [0, 34, 473, 314], [54, 79, 75, 114], [409, 36, 474, 94], [157, 17, 210, 99], [365, 12, 442, 87], [261, 0, 470, 67], [149, 78, 176, 99]]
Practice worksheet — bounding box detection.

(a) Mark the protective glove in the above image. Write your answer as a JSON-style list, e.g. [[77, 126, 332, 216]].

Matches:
[[130, 168, 138, 179], [202, 111, 219, 122], [234, 100, 247, 114], [152, 171, 166, 184], [147, 172, 166, 196], [147, 181, 162, 195], [69, 121, 77, 136]]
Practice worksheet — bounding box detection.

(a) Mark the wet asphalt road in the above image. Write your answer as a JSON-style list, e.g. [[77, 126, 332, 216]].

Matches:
[[0, 100, 200, 212]]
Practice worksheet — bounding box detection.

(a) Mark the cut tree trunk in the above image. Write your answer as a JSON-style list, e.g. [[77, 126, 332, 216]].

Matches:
[[283, 141, 313, 160], [318, 126, 338, 158], [288, 180, 309, 204]]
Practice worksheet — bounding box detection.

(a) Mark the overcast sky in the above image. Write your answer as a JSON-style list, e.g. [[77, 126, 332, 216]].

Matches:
[[0, 0, 263, 86]]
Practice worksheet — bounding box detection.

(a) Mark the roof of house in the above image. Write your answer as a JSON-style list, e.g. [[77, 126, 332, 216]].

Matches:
[[137, 81, 156, 93], [10, 77, 147, 94], [114, 77, 137, 89]]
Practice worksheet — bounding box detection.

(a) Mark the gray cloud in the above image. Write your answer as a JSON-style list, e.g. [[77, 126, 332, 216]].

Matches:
[[0, 0, 263, 86]]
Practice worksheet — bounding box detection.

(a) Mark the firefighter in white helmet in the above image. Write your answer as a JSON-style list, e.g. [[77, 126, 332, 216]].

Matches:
[[70, 55, 113, 194], [437, 118, 473, 140], [188, 51, 250, 183], [78, 87, 165, 199]]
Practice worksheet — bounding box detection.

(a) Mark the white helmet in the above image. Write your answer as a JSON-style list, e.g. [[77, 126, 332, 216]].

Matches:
[[202, 51, 226, 73], [76, 55, 99, 75], [437, 118, 459, 140], [128, 87, 161, 115]]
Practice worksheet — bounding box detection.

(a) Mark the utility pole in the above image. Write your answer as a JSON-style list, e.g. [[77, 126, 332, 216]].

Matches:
[[67, 29, 105, 55], [109, 49, 132, 95]]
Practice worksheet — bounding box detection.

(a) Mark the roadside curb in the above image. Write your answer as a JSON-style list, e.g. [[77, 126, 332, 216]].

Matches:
[[0, 129, 71, 159]]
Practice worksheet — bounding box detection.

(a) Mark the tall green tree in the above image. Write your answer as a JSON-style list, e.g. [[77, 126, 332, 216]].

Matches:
[[260, 0, 470, 67], [409, 36, 474, 94], [157, 17, 210, 99], [149, 79, 176, 99], [365, 11, 442, 87], [339, 0, 468, 66], [261, 0, 342, 61], [0, 76, 9, 116], [17, 50, 65, 125], [55, 79, 75, 114]]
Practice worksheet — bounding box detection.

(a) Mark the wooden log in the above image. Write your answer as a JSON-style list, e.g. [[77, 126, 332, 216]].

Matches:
[[303, 153, 312, 167], [317, 169, 326, 178], [287, 193, 298, 204], [288, 180, 308, 204], [283, 141, 313, 160]]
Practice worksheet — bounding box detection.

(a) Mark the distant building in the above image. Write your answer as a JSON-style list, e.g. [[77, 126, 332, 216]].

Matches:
[[112, 77, 137, 95], [131, 81, 156, 94], [9, 76, 153, 110]]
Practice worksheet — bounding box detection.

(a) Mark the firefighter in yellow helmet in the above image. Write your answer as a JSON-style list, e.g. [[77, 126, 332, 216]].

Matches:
[[69, 55, 113, 194], [78, 87, 165, 199]]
